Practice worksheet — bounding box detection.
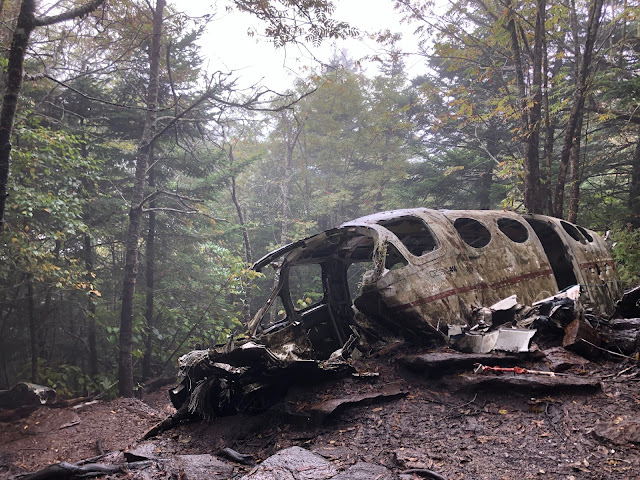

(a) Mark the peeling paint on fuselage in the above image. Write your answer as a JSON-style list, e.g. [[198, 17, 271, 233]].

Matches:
[[250, 209, 623, 353]]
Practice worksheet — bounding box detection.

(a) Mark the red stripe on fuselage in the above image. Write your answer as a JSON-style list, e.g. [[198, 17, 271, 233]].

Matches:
[[390, 268, 553, 312]]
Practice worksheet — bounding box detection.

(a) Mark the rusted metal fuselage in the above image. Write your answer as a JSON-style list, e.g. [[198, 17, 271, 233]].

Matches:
[[249, 209, 622, 353]]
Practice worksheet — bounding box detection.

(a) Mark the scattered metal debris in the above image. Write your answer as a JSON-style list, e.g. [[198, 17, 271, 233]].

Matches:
[[0, 382, 56, 409], [217, 447, 256, 466], [289, 384, 407, 424]]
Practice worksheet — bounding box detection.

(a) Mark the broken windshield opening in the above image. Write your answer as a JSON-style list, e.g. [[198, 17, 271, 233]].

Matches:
[[576, 225, 594, 242], [385, 243, 408, 270], [348, 261, 374, 299], [377, 216, 438, 256], [289, 263, 324, 311]]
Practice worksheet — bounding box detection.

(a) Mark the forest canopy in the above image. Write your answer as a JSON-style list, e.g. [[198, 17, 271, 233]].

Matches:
[[0, 0, 638, 397]]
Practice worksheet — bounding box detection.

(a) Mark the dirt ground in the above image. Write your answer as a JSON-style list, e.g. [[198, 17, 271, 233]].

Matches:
[[1, 346, 640, 479]]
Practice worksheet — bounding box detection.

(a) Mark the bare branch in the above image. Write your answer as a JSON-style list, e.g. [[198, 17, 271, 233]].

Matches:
[[140, 189, 205, 208], [141, 207, 199, 214], [40, 74, 178, 112], [34, 0, 105, 27]]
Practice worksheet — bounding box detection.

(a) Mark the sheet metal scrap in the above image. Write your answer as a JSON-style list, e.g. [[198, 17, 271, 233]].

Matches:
[[170, 337, 357, 420], [0, 382, 56, 409]]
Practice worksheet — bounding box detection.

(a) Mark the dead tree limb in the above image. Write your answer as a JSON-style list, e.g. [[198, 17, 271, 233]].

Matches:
[[15, 460, 153, 480]]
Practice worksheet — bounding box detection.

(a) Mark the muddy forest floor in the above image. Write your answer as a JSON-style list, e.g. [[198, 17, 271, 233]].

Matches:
[[1, 345, 640, 480]]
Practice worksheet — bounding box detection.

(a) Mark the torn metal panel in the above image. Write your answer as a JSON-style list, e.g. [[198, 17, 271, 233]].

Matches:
[[170, 338, 356, 420], [456, 328, 536, 354], [0, 383, 56, 409], [523, 215, 622, 316]]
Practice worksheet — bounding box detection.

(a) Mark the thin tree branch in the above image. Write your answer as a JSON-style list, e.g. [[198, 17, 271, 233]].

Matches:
[[34, 0, 105, 27], [41, 74, 177, 111]]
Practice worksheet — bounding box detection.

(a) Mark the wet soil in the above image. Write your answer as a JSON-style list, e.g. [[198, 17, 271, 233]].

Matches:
[[1, 346, 640, 479]]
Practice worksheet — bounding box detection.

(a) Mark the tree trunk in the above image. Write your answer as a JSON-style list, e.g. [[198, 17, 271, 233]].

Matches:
[[0, 0, 36, 231], [230, 172, 253, 321], [628, 128, 640, 229], [27, 275, 37, 383], [477, 163, 493, 210], [270, 117, 302, 323], [84, 233, 98, 377], [118, 0, 165, 398], [567, 114, 584, 223], [542, 44, 564, 215], [0, 0, 105, 230], [553, 0, 604, 217], [478, 125, 500, 210], [505, 2, 528, 133], [142, 161, 156, 381], [523, 0, 546, 214], [0, 278, 22, 388]]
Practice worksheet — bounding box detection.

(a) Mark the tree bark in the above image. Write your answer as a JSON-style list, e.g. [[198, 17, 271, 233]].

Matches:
[[0, 0, 36, 231], [567, 114, 584, 223], [228, 150, 253, 321], [0, 278, 22, 388], [118, 0, 165, 397], [269, 115, 302, 323], [84, 234, 98, 378], [553, 0, 604, 217], [27, 274, 37, 383], [523, 0, 546, 213], [142, 160, 156, 381], [542, 44, 564, 215], [628, 128, 640, 228], [478, 125, 500, 210]]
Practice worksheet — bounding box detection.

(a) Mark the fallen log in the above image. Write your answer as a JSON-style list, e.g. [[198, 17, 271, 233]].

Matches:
[[457, 373, 601, 393], [15, 460, 153, 480], [399, 352, 522, 377], [143, 403, 192, 440], [604, 330, 640, 356], [0, 405, 38, 422]]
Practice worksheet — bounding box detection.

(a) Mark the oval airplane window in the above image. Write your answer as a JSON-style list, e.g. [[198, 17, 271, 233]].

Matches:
[[497, 218, 529, 243], [454, 217, 491, 248], [576, 225, 594, 242], [560, 220, 585, 243]]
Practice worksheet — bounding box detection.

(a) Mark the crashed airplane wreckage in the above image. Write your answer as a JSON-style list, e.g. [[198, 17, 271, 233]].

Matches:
[[166, 209, 630, 424]]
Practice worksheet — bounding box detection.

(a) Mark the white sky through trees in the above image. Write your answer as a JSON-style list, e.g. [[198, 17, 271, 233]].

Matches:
[[179, 0, 425, 90]]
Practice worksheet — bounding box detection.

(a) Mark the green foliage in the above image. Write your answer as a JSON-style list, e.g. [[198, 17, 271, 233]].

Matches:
[[0, 125, 101, 294], [27, 361, 115, 398], [612, 225, 640, 288]]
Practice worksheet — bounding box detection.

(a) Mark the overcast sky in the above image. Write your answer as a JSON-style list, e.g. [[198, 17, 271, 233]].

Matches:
[[180, 0, 425, 91]]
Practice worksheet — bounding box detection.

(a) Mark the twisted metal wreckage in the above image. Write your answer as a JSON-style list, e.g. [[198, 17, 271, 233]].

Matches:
[[169, 209, 634, 421]]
